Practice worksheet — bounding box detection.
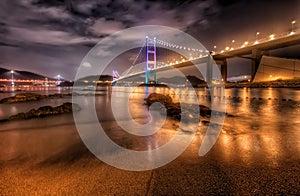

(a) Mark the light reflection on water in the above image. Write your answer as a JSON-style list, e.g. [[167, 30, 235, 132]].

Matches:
[[0, 86, 299, 166]]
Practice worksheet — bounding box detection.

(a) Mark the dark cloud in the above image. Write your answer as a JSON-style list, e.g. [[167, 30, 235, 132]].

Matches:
[[0, 0, 299, 79], [0, 42, 19, 48]]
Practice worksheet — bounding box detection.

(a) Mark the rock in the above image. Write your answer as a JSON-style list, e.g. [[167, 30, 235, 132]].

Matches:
[[0, 93, 72, 104], [146, 93, 173, 106], [1, 93, 42, 103], [8, 113, 26, 121], [145, 93, 215, 120], [201, 120, 210, 124], [7, 102, 81, 121], [36, 106, 54, 117], [199, 105, 211, 116]]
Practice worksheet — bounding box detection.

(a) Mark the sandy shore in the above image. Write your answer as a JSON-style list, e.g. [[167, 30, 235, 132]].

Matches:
[[0, 120, 299, 195]]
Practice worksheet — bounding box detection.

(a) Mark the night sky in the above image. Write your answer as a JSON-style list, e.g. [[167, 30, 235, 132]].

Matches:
[[0, 0, 300, 80]]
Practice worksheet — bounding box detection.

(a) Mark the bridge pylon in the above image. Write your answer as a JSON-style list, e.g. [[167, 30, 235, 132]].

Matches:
[[145, 36, 157, 84], [112, 70, 120, 80]]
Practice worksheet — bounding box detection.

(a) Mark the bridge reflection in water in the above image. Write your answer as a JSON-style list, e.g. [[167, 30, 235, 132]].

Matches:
[[94, 86, 300, 167]]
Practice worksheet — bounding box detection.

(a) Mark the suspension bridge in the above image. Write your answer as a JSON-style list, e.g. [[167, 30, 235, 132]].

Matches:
[[112, 28, 300, 85]]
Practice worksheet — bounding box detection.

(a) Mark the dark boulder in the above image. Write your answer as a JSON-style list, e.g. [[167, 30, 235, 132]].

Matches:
[[8, 113, 26, 121], [0, 93, 73, 104], [146, 93, 173, 106], [145, 93, 214, 120], [7, 102, 81, 121]]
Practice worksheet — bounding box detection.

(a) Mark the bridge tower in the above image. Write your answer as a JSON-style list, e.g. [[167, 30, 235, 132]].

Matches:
[[112, 70, 120, 80], [145, 36, 157, 84]]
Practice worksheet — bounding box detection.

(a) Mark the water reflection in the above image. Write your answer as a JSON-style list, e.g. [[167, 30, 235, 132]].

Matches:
[[0, 87, 299, 166]]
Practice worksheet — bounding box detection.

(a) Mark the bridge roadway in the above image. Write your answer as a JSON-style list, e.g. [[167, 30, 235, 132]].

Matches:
[[214, 32, 300, 80], [115, 31, 300, 83]]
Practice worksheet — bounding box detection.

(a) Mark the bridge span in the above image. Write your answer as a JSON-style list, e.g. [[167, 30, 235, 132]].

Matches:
[[114, 28, 300, 84]]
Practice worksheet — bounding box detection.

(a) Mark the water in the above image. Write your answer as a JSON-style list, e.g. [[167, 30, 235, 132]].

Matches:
[[0, 87, 299, 167]]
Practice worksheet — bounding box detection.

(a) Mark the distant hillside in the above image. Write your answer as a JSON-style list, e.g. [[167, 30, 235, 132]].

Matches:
[[0, 67, 9, 75], [0, 67, 54, 80]]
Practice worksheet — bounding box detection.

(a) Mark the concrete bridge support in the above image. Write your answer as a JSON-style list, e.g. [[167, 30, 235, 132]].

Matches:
[[215, 59, 228, 83], [220, 59, 227, 83], [251, 49, 269, 81], [206, 56, 213, 85]]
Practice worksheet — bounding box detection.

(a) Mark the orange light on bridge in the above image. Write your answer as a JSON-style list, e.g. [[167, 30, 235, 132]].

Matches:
[[269, 34, 275, 40], [255, 32, 260, 43], [291, 20, 296, 35]]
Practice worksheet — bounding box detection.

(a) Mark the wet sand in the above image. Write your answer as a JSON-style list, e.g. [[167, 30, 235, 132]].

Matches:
[[0, 119, 299, 195]]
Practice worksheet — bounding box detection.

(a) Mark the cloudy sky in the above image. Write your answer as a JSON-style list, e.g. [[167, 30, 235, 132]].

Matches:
[[0, 0, 300, 79]]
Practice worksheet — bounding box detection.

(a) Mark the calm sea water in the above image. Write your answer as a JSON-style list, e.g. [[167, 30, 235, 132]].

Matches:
[[0, 86, 299, 166]]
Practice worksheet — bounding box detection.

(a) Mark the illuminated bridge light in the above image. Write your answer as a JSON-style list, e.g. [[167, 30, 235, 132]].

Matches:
[[290, 31, 295, 35]]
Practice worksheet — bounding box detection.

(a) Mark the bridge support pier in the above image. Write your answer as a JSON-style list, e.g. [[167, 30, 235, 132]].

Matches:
[[145, 70, 149, 84], [220, 59, 227, 83], [251, 49, 269, 81], [206, 56, 213, 85], [215, 59, 227, 83]]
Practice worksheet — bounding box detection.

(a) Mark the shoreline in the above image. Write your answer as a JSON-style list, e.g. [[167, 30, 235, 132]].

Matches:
[[0, 119, 299, 195], [0, 88, 299, 194]]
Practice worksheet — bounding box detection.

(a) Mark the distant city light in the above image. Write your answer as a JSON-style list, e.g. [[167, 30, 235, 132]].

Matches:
[[10, 70, 14, 86], [291, 20, 296, 34], [269, 34, 275, 40], [256, 32, 260, 42], [290, 31, 295, 35]]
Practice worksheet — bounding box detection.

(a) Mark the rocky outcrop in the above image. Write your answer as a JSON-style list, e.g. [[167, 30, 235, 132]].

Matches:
[[7, 102, 81, 121], [146, 93, 173, 106], [0, 93, 72, 104], [145, 93, 212, 121]]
